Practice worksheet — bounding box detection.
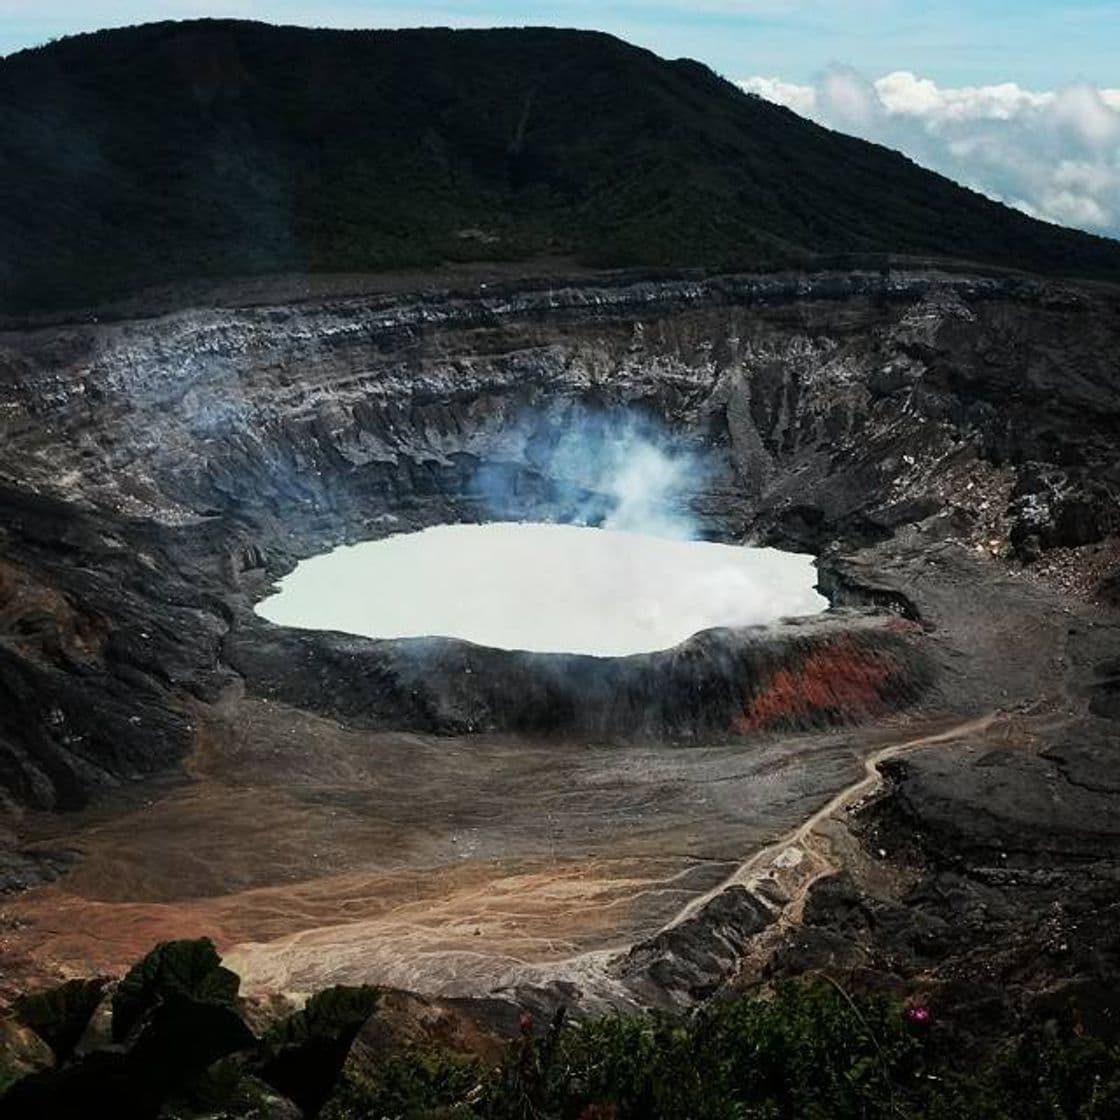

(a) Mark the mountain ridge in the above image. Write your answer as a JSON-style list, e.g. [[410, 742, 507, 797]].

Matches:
[[2, 19, 1119, 311]]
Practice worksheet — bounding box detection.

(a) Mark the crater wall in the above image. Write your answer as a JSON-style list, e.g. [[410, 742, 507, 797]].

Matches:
[[0, 270, 1118, 810]]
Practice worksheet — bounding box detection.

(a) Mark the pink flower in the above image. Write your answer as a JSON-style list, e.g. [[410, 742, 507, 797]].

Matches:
[[519, 1011, 535, 1035], [905, 1005, 932, 1025]]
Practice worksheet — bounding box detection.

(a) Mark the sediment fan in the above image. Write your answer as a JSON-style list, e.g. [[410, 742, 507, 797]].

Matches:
[[2, 19, 1120, 312]]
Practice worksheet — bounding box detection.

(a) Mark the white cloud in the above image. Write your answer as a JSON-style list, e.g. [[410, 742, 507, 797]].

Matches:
[[737, 74, 817, 117], [1049, 85, 1120, 150], [818, 67, 881, 129], [739, 67, 1120, 238]]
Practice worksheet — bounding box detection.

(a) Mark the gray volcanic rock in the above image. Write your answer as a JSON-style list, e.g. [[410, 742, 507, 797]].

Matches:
[[1009, 467, 1120, 558], [881, 725, 1120, 866], [1101, 571, 1120, 607], [765, 708, 1120, 1034], [226, 616, 931, 741], [0, 267, 1118, 809], [616, 885, 774, 1008], [0, 486, 235, 809], [0, 266, 1119, 1024], [1089, 657, 1120, 721], [740, 515, 1120, 1041]]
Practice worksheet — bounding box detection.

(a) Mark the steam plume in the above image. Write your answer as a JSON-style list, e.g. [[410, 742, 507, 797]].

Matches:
[[479, 409, 705, 540]]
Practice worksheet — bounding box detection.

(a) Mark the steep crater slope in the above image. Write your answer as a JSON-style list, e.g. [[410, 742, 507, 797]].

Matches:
[[1, 269, 1118, 807], [0, 270, 1118, 1006]]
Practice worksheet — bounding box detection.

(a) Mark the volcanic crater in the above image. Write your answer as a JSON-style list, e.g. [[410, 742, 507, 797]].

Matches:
[[1, 267, 1118, 1016]]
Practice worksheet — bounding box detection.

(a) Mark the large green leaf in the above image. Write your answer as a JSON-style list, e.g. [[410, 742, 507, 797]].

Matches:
[[6, 938, 254, 1115], [110, 937, 240, 1043], [127, 992, 258, 1097], [264, 985, 380, 1047], [12, 977, 108, 1064], [0, 1051, 147, 1120], [0, 996, 257, 1120], [260, 985, 379, 1117]]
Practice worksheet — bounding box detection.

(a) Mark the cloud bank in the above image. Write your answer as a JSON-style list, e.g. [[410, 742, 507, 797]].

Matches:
[[740, 69, 1120, 238]]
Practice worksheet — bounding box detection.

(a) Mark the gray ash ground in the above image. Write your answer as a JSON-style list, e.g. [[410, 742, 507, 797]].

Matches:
[[0, 267, 1117, 1040]]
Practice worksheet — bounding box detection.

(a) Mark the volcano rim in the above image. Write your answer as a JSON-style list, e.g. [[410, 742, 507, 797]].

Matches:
[[230, 542, 928, 744]]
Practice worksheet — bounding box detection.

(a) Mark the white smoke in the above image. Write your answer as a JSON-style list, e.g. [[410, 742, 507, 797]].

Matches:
[[537, 413, 702, 540], [264, 411, 828, 654]]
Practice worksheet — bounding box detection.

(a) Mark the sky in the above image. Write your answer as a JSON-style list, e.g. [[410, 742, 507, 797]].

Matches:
[[3, 1, 1119, 237]]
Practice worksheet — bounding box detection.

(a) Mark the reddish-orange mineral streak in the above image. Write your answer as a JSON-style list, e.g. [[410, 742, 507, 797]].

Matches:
[[734, 638, 898, 731]]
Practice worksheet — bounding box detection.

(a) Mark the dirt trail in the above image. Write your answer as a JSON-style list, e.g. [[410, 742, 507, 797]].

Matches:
[[664, 711, 1000, 932], [498, 712, 1009, 1004]]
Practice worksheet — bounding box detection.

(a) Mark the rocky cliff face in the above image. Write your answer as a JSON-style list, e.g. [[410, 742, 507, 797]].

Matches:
[[6, 271, 1117, 547]]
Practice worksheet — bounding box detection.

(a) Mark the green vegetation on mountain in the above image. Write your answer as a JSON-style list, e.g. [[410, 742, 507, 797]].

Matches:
[[2, 20, 1120, 312], [3, 938, 1120, 1119]]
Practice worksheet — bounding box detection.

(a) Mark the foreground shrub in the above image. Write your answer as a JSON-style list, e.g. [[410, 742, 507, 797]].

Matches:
[[4, 939, 379, 1119], [4, 940, 1119, 1119], [260, 985, 382, 1117], [11, 976, 108, 1063]]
